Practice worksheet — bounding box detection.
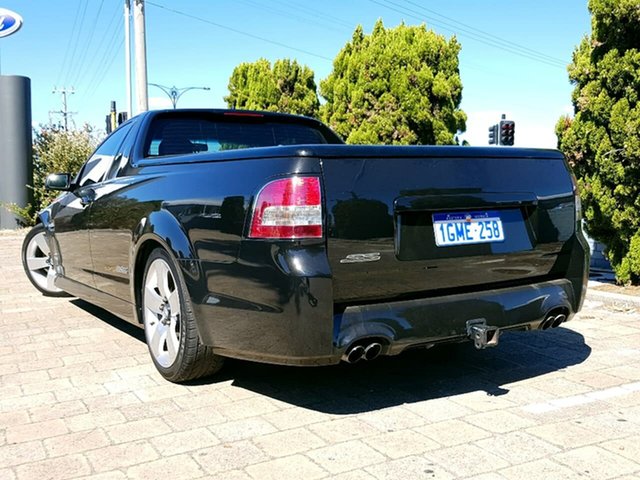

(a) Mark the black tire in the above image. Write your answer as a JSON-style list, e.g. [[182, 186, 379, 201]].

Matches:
[[141, 248, 224, 382], [21, 224, 70, 297]]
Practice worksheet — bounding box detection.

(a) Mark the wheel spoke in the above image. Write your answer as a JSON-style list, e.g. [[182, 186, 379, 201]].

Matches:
[[148, 320, 167, 360], [33, 233, 50, 256], [156, 262, 171, 299], [46, 268, 57, 291], [144, 284, 164, 315], [166, 321, 179, 359], [27, 256, 49, 271], [167, 289, 180, 313], [147, 262, 159, 291]]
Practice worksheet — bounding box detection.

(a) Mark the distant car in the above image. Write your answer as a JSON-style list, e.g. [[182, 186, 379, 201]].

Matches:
[[22, 109, 589, 382]]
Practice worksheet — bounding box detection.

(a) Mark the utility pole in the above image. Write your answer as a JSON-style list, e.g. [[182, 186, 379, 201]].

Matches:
[[124, 0, 132, 117], [148, 83, 210, 109], [50, 87, 76, 131], [133, 0, 148, 113]]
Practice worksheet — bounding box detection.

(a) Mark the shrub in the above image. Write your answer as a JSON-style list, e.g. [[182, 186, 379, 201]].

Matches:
[[8, 125, 98, 226]]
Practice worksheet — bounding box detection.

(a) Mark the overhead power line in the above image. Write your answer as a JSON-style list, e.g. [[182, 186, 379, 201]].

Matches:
[[62, 1, 89, 86], [369, 0, 567, 69], [55, 0, 83, 87], [145, 1, 333, 62], [70, 0, 107, 87], [82, 30, 124, 101], [75, 1, 122, 90], [401, 0, 567, 65], [235, 0, 349, 35], [89, 38, 126, 99], [270, 0, 355, 29]]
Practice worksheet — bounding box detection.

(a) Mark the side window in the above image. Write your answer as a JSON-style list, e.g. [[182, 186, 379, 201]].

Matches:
[[77, 124, 133, 187], [105, 124, 136, 181]]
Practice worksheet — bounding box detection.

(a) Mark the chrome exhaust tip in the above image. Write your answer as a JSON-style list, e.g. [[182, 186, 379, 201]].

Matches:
[[342, 345, 365, 364], [540, 316, 555, 330], [363, 342, 382, 361], [551, 314, 566, 328], [540, 309, 568, 330]]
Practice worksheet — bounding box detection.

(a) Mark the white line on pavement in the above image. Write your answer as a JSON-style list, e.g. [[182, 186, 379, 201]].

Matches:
[[523, 381, 640, 414]]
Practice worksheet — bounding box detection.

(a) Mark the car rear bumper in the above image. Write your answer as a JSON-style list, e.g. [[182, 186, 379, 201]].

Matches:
[[193, 276, 583, 366], [334, 278, 576, 357]]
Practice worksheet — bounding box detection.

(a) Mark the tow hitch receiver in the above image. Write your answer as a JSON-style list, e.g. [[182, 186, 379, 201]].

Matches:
[[466, 319, 500, 349]]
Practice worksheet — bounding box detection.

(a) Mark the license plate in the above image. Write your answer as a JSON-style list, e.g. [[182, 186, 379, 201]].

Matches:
[[433, 211, 505, 247]]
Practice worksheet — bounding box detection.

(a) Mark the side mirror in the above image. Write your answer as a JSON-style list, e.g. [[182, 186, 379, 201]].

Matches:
[[45, 173, 72, 191]]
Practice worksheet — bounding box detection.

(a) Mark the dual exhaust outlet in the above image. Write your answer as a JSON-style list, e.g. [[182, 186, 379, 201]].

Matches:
[[343, 310, 568, 362], [342, 342, 383, 364], [540, 312, 567, 330]]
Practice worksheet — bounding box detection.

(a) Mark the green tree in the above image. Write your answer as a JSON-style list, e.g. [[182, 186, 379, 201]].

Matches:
[[225, 58, 320, 117], [556, 0, 640, 284], [8, 125, 98, 226], [319, 20, 467, 145]]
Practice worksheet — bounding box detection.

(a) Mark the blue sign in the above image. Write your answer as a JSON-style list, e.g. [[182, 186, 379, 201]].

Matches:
[[0, 8, 23, 38]]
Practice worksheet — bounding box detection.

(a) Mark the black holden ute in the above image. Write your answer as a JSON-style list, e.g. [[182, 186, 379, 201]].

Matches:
[[22, 109, 589, 382]]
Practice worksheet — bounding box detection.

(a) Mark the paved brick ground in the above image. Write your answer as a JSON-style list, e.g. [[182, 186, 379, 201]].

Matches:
[[2, 231, 640, 479]]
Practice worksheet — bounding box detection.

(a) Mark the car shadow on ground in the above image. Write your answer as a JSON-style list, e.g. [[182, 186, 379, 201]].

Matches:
[[71, 299, 146, 343], [220, 328, 591, 414], [71, 299, 591, 414]]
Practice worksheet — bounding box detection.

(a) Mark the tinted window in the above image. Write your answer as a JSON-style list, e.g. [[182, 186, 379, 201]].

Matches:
[[145, 117, 329, 157], [77, 124, 132, 186]]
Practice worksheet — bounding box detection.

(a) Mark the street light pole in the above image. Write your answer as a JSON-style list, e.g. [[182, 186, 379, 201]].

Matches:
[[133, 0, 148, 113], [148, 84, 210, 109], [124, 0, 132, 117]]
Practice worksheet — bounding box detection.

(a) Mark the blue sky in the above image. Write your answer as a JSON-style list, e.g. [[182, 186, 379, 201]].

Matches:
[[0, 0, 590, 147]]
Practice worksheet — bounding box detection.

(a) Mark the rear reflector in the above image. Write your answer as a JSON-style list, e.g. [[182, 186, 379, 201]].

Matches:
[[249, 177, 322, 239], [570, 172, 582, 222]]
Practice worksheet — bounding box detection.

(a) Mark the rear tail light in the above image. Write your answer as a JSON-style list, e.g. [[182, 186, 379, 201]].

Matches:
[[570, 172, 582, 222], [249, 176, 323, 239]]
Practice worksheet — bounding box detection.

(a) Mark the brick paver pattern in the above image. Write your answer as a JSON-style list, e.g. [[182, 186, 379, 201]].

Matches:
[[1, 231, 640, 479]]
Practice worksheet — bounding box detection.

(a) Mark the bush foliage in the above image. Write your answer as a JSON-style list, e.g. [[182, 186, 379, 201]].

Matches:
[[556, 0, 640, 284], [9, 125, 98, 226], [320, 20, 466, 145], [224, 58, 320, 118], [225, 21, 466, 145]]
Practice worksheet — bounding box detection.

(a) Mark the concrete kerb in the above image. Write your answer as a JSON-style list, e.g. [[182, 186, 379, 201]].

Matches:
[[585, 286, 640, 311]]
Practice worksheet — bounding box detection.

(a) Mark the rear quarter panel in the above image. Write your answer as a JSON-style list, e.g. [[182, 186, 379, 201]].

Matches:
[[89, 155, 334, 359]]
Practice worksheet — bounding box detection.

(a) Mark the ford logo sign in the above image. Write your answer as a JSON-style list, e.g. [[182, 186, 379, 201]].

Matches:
[[0, 8, 23, 38]]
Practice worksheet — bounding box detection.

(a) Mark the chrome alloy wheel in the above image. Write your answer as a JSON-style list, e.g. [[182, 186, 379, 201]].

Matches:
[[24, 229, 63, 294], [143, 257, 182, 368]]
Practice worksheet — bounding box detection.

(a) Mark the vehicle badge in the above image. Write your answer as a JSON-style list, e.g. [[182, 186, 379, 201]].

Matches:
[[340, 253, 381, 264]]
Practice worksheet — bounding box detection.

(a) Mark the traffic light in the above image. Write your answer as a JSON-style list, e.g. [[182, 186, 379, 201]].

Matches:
[[499, 120, 515, 146], [488, 124, 498, 145]]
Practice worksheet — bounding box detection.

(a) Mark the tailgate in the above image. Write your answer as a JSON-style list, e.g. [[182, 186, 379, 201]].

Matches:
[[321, 150, 576, 304]]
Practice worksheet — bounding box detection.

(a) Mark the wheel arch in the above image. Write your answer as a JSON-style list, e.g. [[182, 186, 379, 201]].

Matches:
[[130, 209, 200, 324]]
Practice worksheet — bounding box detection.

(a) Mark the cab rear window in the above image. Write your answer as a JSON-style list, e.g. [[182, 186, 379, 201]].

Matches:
[[145, 116, 330, 157]]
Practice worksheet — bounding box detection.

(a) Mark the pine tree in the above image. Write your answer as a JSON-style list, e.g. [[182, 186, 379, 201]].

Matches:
[[319, 20, 467, 145], [225, 58, 320, 118], [556, 0, 640, 284]]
